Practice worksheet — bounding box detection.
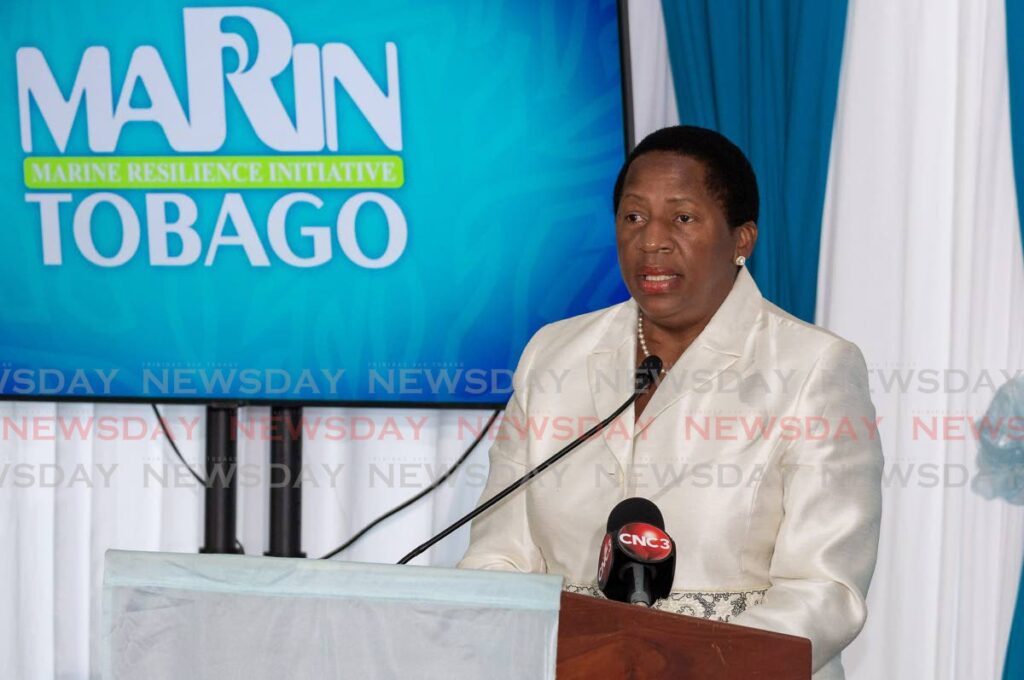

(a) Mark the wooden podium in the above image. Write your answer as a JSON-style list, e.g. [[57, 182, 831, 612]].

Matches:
[[557, 592, 811, 679]]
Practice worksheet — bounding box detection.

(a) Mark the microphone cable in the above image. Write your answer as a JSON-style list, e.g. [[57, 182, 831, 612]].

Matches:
[[396, 355, 662, 565], [321, 409, 500, 560], [152, 404, 205, 486]]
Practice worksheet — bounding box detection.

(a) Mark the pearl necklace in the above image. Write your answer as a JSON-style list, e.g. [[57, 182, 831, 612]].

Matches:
[[637, 311, 667, 374]]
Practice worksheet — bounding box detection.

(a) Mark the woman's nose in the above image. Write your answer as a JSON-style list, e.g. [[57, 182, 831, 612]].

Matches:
[[639, 218, 673, 252]]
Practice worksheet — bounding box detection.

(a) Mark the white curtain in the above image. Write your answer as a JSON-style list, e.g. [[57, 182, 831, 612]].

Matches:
[[627, 0, 679, 143], [816, 0, 1024, 677]]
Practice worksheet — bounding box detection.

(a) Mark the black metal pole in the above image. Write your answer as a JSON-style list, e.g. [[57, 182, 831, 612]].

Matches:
[[200, 403, 242, 554], [266, 405, 305, 557]]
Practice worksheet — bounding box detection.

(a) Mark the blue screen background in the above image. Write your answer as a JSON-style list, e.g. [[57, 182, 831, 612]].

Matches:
[[0, 0, 629, 405]]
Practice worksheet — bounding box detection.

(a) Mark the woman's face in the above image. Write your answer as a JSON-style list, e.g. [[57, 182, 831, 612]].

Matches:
[[615, 151, 756, 331]]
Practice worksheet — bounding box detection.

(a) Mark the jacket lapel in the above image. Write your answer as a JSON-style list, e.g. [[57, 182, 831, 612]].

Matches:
[[583, 269, 764, 460], [586, 300, 638, 475], [634, 268, 763, 438]]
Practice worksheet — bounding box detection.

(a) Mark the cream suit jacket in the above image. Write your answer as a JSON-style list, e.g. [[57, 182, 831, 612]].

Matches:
[[459, 268, 883, 680]]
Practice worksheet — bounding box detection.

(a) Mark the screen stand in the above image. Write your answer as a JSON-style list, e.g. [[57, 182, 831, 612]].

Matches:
[[200, 403, 242, 554], [266, 405, 305, 557]]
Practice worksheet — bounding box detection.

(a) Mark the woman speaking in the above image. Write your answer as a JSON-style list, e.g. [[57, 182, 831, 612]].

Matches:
[[459, 126, 883, 680]]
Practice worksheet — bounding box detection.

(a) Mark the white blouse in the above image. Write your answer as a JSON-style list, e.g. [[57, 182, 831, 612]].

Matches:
[[459, 268, 883, 680]]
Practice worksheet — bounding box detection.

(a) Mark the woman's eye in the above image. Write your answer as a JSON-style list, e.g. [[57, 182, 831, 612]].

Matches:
[[676, 214, 694, 224], [624, 212, 644, 224]]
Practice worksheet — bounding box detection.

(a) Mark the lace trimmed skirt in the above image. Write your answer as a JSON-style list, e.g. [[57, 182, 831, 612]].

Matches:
[[563, 583, 767, 623]]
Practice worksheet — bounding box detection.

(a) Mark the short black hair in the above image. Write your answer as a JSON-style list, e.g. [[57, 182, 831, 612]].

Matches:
[[612, 125, 759, 227]]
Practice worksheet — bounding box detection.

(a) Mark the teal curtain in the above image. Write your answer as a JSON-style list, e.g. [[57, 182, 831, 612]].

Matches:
[[1007, 583, 1024, 680], [660, 0, 848, 322], [1010, 0, 1024, 267], [999, 2, 1024, 676]]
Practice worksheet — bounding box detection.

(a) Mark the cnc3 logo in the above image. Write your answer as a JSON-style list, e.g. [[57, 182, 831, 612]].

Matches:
[[617, 523, 673, 562]]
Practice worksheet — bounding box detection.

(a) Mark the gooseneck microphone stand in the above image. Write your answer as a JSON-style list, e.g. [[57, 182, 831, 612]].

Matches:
[[397, 356, 663, 565]]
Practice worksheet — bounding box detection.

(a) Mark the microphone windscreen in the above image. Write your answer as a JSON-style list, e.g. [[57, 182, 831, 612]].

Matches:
[[635, 355, 662, 392], [606, 497, 665, 532]]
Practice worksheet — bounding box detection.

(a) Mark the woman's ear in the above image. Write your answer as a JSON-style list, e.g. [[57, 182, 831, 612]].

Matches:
[[735, 221, 758, 259]]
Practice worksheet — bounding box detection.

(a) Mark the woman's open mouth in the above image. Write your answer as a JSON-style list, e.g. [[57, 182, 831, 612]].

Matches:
[[638, 267, 680, 294]]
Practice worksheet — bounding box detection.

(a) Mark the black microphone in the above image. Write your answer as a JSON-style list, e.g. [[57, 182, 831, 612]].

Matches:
[[397, 356, 663, 565], [597, 497, 676, 606]]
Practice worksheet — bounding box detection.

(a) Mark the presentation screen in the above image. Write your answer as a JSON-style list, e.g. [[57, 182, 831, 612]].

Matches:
[[1, 0, 630, 406]]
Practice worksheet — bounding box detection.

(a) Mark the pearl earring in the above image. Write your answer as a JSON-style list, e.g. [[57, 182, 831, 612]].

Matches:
[[735, 255, 746, 266]]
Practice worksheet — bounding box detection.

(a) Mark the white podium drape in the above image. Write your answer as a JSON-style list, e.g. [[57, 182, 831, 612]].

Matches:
[[103, 551, 562, 680]]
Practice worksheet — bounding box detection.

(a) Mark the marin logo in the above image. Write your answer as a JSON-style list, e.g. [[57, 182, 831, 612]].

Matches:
[[15, 7, 411, 270], [17, 6, 401, 153]]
